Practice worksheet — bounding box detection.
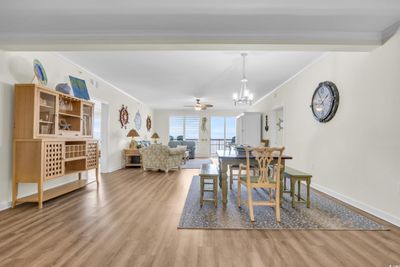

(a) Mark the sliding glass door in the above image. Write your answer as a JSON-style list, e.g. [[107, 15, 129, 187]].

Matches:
[[210, 116, 236, 156]]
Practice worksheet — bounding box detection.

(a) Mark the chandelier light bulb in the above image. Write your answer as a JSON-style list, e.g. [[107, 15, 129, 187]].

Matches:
[[233, 93, 238, 100]]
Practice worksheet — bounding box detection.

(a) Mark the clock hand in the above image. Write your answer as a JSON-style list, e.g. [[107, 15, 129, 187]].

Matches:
[[320, 94, 329, 105], [317, 91, 323, 102]]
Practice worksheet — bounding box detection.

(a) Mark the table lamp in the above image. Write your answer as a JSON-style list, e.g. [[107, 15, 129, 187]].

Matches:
[[127, 129, 139, 150], [151, 132, 160, 144]]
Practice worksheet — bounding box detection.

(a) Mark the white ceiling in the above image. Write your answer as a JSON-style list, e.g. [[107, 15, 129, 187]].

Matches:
[[60, 51, 322, 110], [0, 0, 399, 50], [2, 1, 399, 109]]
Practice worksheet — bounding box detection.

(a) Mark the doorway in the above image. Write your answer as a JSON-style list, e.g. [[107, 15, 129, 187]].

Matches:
[[92, 100, 109, 173]]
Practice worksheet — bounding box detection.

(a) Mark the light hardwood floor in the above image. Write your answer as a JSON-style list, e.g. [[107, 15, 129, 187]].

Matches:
[[0, 168, 399, 267]]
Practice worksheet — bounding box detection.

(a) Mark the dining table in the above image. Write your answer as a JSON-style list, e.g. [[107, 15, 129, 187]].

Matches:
[[216, 149, 293, 208]]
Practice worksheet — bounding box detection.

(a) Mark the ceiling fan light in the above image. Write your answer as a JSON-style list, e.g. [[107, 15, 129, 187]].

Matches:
[[194, 106, 202, 111]]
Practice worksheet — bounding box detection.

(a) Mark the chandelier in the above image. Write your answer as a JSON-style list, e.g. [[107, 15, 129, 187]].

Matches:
[[233, 53, 254, 106]]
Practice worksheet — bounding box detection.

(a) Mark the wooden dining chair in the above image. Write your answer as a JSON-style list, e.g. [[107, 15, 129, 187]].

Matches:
[[229, 164, 257, 190], [237, 146, 285, 222]]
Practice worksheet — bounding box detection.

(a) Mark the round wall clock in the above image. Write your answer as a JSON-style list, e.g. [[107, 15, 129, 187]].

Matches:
[[310, 81, 339, 123], [134, 111, 142, 131], [119, 105, 129, 129], [146, 115, 152, 132]]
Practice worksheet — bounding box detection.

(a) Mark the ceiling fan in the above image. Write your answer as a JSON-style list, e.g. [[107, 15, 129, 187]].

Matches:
[[184, 99, 214, 111]]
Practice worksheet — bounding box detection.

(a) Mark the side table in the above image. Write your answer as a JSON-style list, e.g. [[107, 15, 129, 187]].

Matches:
[[124, 149, 142, 168]]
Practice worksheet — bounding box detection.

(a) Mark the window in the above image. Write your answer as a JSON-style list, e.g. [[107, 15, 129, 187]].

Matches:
[[210, 116, 236, 155], [169, 116, 184, 138], [226, 117, 236, 140], [185, 116, 199, 140], [211, 117, 225, 140], [169, 116, 199, 140]]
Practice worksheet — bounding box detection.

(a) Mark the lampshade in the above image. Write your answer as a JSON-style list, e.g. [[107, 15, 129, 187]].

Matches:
[[127, 129, 139, 138], [151, 132, 160, 139]]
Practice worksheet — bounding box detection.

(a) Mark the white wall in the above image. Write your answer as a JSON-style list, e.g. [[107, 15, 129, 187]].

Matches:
[[248, 34, 400, 226], [0, 51, 153, 209], [153, 109, 243, 157]]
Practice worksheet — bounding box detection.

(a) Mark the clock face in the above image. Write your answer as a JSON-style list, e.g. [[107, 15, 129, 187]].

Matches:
[[311, 81, 339, 123]]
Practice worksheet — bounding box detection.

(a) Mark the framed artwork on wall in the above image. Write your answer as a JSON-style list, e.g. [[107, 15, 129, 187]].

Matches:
[[69, 76, 90, 100]]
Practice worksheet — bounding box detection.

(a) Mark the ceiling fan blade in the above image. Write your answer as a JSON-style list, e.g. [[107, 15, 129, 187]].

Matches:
[[205, 104, 214, 107], [183, 105, 195, 107]]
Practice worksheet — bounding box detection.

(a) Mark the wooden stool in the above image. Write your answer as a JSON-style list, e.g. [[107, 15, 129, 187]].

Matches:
[[283, 167, 312, 208], [199, 164, 219, 207]]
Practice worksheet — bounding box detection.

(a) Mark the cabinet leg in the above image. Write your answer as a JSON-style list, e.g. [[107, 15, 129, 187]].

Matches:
[[12, 181, 18, 208], [38, 181, 43, 209], [96, 167, 100, 184], [78, 172, 82, 180]]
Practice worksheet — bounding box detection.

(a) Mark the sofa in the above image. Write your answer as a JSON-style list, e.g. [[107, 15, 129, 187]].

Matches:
[[168, 140, 196, 159], [136, 140, 151, 149], [139, 144, 186, 173]]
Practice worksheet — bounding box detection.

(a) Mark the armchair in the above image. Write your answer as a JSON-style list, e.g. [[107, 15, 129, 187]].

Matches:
[[139, 144, 186, 173]]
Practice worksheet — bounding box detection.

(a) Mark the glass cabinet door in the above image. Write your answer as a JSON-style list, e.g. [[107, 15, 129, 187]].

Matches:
[[82, 103, 93, 137], [38, 90, 57, 136]]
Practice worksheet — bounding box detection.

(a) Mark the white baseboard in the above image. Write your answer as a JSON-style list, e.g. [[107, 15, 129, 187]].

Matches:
[[311, 183, 400, 227], [0, 201, 11, 211]]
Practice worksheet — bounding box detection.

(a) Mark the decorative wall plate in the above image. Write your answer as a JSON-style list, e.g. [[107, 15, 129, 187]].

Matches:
[[33, 59, 48, 86], [119, 105, 129, 129], [134, 110, 142, 131], [146, 115, 152, 132]]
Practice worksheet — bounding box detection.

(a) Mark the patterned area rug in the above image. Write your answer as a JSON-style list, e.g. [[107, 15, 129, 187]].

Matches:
[[181, 159, 213, 169], [178, 176, 388, 230]]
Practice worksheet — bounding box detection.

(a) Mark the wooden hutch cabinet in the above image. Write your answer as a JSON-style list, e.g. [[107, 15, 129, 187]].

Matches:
[[12, 84, 99, 208]]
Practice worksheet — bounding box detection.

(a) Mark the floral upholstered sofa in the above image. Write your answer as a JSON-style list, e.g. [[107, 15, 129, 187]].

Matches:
[[139, 144, 186, 173]]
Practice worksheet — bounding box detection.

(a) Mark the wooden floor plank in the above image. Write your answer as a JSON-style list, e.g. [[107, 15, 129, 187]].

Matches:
[[0, 168, 399, 267]]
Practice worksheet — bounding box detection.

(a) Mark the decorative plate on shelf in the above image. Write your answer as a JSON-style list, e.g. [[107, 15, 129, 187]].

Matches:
[[134, 110, 142, 131], [33, 59, 48, 86]]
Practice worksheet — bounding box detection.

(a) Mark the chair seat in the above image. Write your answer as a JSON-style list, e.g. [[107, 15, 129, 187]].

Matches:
[[240, 175, 276, 184]]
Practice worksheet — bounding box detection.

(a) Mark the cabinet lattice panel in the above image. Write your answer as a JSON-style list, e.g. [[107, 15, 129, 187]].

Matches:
[[86, 142, 98, 169], [44, 142, 64, 179]]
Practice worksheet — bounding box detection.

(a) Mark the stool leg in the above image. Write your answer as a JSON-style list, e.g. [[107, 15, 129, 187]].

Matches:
[[297, 179, 301, 201], [283, 176, 287, 191], [200, 177, 204, 208], [214, 177, 218, 207], [307, 179, 311, 208], [291, 178, 295, 208], [229, 168, 233, 190]]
